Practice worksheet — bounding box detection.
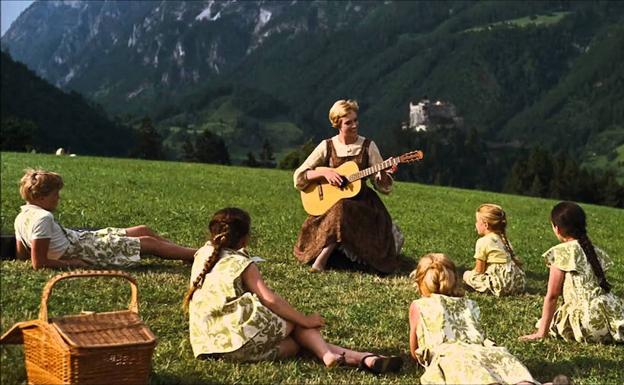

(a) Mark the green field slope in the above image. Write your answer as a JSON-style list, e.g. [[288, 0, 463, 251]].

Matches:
[[1, 152, 622, 385]]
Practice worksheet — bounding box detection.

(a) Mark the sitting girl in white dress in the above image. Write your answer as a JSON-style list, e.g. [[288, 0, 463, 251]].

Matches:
[[520, 201, 624, 343], [184, 207, 402, 373]]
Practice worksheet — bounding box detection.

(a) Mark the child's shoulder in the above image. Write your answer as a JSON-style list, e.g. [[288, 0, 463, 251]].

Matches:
[[16, 204, 53, 221]]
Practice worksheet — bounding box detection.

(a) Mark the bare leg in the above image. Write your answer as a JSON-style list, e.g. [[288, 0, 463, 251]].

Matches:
[[326, 343, 374, 367], [311, 242, 337, 272], [126, 225, 172, 242], [291, 325, 341, 367], [139, 236, 196, 262]]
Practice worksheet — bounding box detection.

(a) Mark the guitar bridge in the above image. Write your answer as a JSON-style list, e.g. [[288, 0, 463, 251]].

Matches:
[[318, 184, 324, 201]]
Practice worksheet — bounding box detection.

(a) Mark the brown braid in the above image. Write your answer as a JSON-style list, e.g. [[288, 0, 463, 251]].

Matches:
[[551, 201, 611, 293], [578, 234, 611, 293], [182, 208, 251, 313]]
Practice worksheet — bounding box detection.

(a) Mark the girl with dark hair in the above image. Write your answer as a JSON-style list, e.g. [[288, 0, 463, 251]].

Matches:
[[520, 201, 623, 343], [184, 207, 402, 372]]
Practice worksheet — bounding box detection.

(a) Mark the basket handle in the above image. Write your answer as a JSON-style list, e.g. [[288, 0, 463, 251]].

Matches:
[[39, 270, 139, 322]]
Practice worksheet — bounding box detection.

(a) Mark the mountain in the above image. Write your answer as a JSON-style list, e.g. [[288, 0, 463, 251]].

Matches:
[[0, 51, 133, 155], [2, 1, 623, 175]]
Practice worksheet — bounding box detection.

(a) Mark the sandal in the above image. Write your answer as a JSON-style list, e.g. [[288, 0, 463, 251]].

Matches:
[[358, 354, 403, 374]]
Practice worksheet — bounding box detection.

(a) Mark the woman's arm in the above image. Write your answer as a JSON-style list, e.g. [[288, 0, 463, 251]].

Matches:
[[30, 238, 87, 270], [519, 265, 565, 341], [408, 302, 421, 362], [242, 263, 324, 328]]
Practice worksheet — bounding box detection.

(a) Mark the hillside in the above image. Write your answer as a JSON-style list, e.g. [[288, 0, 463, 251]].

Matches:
[[0, 51, 134, 156], [2, 1, 623, 172], [1, 152, 623, 384]]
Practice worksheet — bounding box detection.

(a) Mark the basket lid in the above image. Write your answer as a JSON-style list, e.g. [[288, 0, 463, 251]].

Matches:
[[50, 310, 157, 348]]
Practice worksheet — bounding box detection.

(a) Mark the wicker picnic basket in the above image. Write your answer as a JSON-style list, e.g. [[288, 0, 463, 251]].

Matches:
[[1, 270, 157, 385]]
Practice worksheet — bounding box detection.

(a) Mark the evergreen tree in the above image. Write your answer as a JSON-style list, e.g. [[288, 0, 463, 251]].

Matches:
[[243, 152, 260, 167], [194, 129, 230, 165], [1, 117, 36, 151], [132, 117, 164, 160], [259, 139, 276, 168]]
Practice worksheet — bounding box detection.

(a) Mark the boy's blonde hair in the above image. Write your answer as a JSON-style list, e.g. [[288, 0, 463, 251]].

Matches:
[[477, 203, 516, 257], [328, 99, 359, 128], [410, 253, 464, 297], [19, 169, 64, 202]]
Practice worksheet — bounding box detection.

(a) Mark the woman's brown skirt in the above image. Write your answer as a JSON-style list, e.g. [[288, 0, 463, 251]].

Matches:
[[293, 185, 399, 273]]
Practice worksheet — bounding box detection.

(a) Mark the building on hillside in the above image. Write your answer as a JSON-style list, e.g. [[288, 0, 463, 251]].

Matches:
[[403, 97, 463, 132]]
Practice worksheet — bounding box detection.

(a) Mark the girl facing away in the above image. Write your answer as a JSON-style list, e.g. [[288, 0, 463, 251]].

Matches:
[[184, 207, 402, 373], [13, 169, 197, 269], [409, 253, 538, 385], [463, 203, 526, 296], [520, 201, 624, 343]]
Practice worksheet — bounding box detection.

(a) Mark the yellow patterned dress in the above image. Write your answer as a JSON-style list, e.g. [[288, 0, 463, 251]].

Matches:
[[543, 240, 624, 343], [464, 232, 526, 296], [189, 243, 289, 361], [413, 294, 537, 385]]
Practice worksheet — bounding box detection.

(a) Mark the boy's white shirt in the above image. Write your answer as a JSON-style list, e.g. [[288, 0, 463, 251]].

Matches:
[[13, 204, 69, 259]]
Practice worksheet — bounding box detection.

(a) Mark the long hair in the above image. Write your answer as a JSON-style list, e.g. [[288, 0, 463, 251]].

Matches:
[[183, 207, 251, 312], [551, 201, 610, 293], [410, 253, 464, 297], [477, 203, 516, 259]]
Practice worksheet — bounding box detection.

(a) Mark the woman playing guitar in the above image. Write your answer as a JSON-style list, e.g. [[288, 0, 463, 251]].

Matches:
[[293, 99, 402, 274]]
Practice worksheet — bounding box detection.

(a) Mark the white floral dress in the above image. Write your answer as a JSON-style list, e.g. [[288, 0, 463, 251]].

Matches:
[[542, 240, 624, 343], [464, 232, 526, 296], [189, 243, 288, 361], [413, 294, 537, 385]]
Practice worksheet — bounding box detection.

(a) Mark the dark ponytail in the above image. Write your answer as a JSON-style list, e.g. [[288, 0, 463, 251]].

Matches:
[[183, 208, 251, 312], [551, 201, 611, 293]]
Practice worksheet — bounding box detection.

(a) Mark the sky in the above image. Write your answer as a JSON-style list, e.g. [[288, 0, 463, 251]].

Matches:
[[1, 0, 34, 36]]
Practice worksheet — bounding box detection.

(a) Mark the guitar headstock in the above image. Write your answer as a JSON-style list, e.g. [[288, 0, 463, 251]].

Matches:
[[398, 150, 424, 164]]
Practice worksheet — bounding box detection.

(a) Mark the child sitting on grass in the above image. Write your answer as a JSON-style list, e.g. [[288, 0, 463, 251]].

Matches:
[[520, 201, 623, 343], [184, 207, 402, 373], [409, 253, 538, 385], [14, 168, 196, 269], [463, 203, 526, 296]]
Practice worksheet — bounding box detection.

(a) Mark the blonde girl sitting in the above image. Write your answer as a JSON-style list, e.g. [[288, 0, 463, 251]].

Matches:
[[520, 201, 624, 343], [14, 169, 197, 269], [184, 207, 402, 373], [409, 253, 538, 385], [463, 203, 526, 296]]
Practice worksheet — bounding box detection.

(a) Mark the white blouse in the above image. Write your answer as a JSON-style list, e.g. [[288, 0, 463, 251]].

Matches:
[[293, 135, 393, 194]]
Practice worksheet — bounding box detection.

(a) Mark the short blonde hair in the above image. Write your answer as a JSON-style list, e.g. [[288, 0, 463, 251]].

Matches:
[[409, 253, 464, 297], [328, 99, 359, 128], [19, 169, 64, 202]]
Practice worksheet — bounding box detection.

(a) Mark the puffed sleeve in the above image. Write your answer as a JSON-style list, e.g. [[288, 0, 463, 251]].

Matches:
[[368, 141, 393, 194], [293, 141, 328, 190], [543, 243, 577, 272], [473, 236, 488, 261]]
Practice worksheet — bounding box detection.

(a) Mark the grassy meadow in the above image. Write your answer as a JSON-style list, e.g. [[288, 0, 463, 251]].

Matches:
[[1, 152, 623, 385]]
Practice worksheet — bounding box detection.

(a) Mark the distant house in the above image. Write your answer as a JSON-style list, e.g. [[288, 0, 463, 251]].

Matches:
[[405, 97, 463, 131]]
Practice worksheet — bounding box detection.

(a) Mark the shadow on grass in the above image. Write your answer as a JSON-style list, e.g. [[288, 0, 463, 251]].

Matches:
[[525, 355, 619, 382], [129, 260, 189, 275], [323, 250, 417, 277]]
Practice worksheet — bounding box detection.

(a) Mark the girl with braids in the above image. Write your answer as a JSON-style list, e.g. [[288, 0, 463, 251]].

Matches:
[[463, 203, 526, 296], [408, 253, 539, 385], [520, 201, 624, 343], [185, 207, 403, 372]]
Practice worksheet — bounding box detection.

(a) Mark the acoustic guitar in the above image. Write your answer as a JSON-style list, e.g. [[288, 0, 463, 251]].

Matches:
[[300, 150, 424, 215]]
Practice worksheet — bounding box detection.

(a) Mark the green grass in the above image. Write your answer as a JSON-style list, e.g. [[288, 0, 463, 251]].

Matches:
[[465, 11, 572, 32], [1, 152, 623, 385]]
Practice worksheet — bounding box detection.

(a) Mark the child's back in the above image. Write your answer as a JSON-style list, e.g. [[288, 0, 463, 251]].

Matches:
[[543, 240, 623, 343], [413, 293, 536, 385]]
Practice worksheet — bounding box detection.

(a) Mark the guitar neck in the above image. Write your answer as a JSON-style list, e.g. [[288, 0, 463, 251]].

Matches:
[[347, 157, 399, 182]]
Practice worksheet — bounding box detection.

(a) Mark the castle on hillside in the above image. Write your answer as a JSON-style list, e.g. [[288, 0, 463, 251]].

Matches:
[[402, 96, 463, 131]]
